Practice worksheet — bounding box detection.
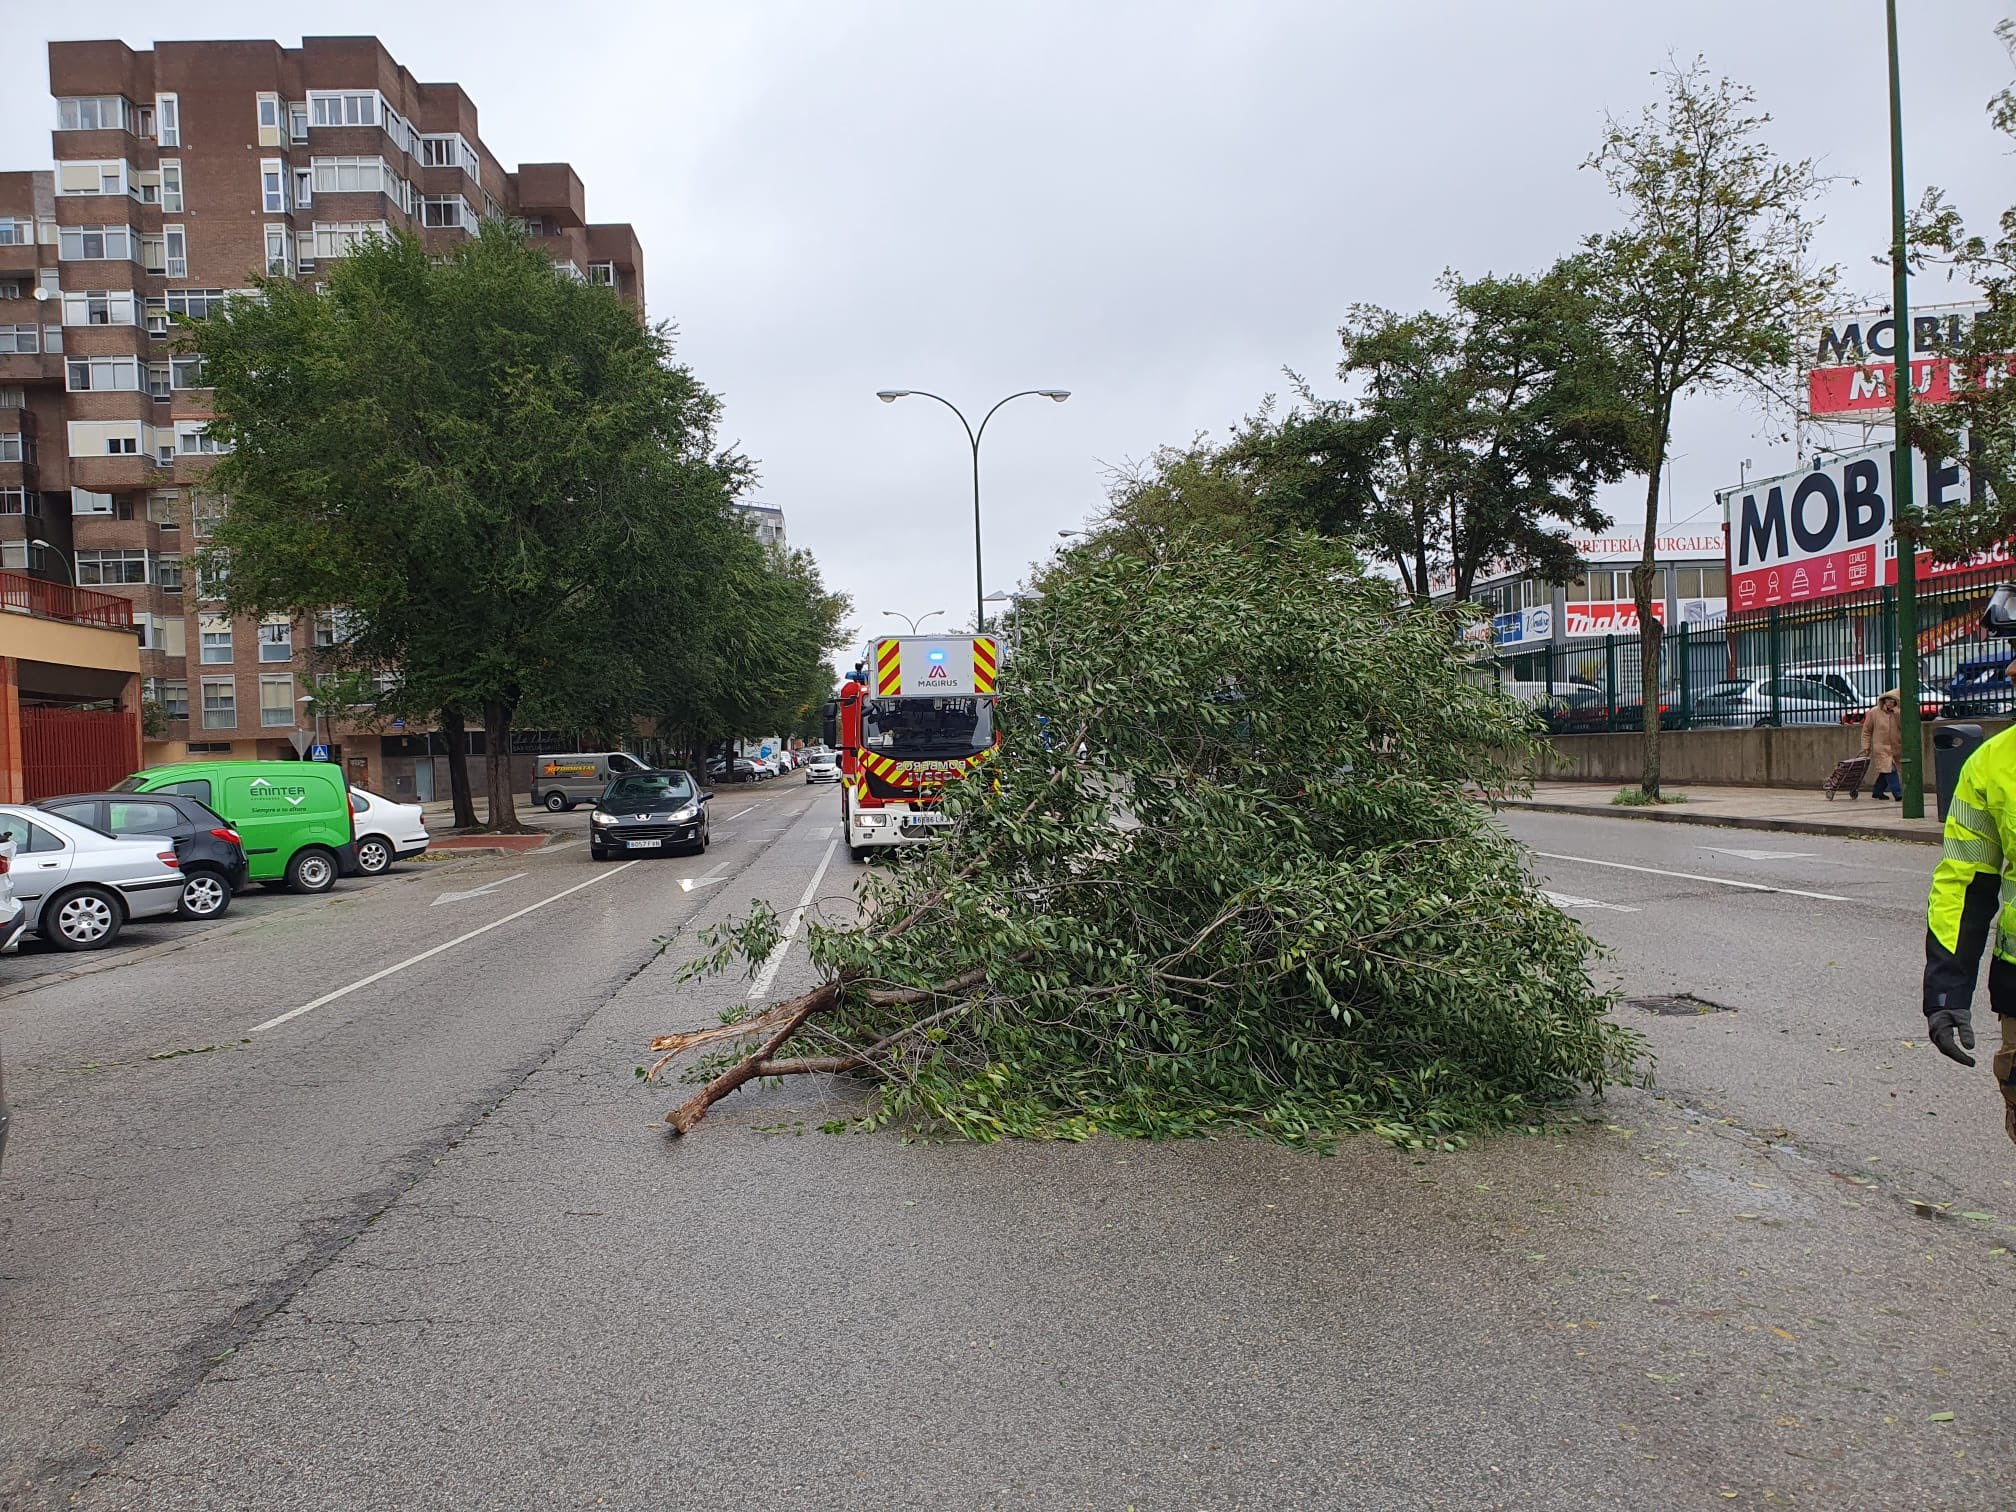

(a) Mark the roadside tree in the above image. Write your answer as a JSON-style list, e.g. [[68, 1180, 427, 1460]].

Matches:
[[1580, 61, 1838, 798]]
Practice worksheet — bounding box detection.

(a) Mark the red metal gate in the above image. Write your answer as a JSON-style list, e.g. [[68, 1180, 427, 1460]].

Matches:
[[21, 707, 141, 800]]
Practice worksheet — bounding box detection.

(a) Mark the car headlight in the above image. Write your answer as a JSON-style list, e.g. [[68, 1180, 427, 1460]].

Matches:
[[671, 804, 699, 822], [858, 813, 885, 827], [591, 811, 618, 827]]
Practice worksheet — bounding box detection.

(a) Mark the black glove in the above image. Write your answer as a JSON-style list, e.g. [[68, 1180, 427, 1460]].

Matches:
[[1930, 1007, 1978, 1067]]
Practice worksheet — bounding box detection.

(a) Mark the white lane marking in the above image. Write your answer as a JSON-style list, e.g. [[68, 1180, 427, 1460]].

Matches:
[[680, 859, 734, 893], [252, 862, 643, 1032], [811, 825, 835, 839], [1543, 890, 1641, 914], [720, 806, 756, 822], [430, 871, 526, 907], [746, 837, 840, 1001], [1701, 847, 1816, 862], [1529, 851, 1851, 903]]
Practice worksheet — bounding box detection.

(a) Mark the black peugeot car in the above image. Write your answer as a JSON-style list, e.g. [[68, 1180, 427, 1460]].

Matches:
[[37, 791, 250, 920], [588, 769, 713, 860]]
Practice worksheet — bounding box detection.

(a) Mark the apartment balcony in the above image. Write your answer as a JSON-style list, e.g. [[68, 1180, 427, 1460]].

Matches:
[[0, 352, 61, 386], [68, 453, 163, 492], [0, 569, 134, 630], [0, 243, 38, 276], [514, 163, 585, 228]]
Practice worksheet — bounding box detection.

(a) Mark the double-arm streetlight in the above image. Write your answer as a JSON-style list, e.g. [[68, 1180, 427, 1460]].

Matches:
[[876, 388, 1069, 629], [881, 608, 947, 635]]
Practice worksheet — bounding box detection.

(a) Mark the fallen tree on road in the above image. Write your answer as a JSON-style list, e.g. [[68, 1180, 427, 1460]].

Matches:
[[648, 532, 1647, 1147]]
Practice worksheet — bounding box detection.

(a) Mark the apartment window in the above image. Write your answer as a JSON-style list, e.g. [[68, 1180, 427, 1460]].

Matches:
[[170, 355, 208, 390], [161, 680, 188, 720], [421, 195, 473, 230], [0, 488, 24, 516], [107, 435, 138, 455], [265, 225, 294, 277], [164, 227, 186, 279], [257, 94, 282, 144], [135, 106, 154, 140], [156, 555, 182, 594], [57, 96, 129, 132], [76, 549, 149, 586], [146, 361, 171, 400], [521, 217, 545, 237], [311, 156, 396, 195], [199, 617, 233, 664], [191, 491, 225, 537], [71, 487, 114, 515], [308, 91, 381, 128], [289, 104, 309, 143], [0, 388, 22, 407], [292, 168, 313, 210], [66, 355, 142, 392], [62, 290, 137, 326], [176, 422, 229, 455], [0, 282, 18, 299], [0, 325, 37, 354], [58, 226, 135, 261], [261, 158, 285, 213], [588, 262, 616, 286], [156, 95, 179, 147], [312, 609, 355, 647], [258, 674, 295, 727], [164, 288, 227, 321], [148, 489, 181, 530], [0, 434, 23, 463], [311, 221, 387, 259], [198, 552, 230, 599], [158, 160, 183, 213], [258, 617, 293, 662], [55, 161, 130, 197], [201, 678, 236, 730], [0, 221, 30, 246], [142, 299, 169, 337]]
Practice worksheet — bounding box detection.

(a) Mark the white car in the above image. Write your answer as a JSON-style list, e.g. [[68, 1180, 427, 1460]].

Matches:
[[347, 787, 430, 876], [0, 836, 25, 955], [804, 753, 841, 784], [0, 805, 184, 951]]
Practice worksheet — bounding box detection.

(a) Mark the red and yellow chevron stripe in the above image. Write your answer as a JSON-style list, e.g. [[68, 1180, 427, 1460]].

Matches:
[[875, 638, 902, 696], [973, 636, 997, 693]]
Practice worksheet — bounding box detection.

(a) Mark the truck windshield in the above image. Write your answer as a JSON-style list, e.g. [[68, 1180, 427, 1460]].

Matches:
[[863, 696, 995, 758]]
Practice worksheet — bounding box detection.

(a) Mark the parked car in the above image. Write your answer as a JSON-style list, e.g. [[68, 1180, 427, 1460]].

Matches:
[[0, 837, 25, 955], [589, 769, 713, 860], [346, 787, 430, 876], [706, 757, 763, 784], [1689, 676, 1860, 728], [116, 761, 356, 894], [1782, 660, 1940, 724], [0, 805, 184, 950], [1942, 657, 2016, 719], [529, 751, 651, 813], [37, 791, 249, 921], [804, 752, 841, 784]]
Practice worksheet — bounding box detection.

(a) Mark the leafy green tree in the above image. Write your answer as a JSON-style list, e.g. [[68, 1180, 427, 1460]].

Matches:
[[1580, 60, 1838, 797], [189, 223, 747, 828], [1910, 19, 2016, 553], [649, 531, 1645, 1145]]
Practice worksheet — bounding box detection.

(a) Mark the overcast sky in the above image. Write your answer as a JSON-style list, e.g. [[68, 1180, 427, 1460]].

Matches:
[[8, 1, 2014, 663]]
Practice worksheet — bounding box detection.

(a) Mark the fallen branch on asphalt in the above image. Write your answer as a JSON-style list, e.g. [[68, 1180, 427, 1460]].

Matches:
[[646, 534, 1648, 1146]]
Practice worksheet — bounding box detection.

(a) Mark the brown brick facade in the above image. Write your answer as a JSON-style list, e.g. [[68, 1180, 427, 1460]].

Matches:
[[3, 35, 646, 771]]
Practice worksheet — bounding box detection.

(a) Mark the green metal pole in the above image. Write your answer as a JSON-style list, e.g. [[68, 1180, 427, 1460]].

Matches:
[[1889, 0, 1925, 817], [1769, 607, 1783, 725]]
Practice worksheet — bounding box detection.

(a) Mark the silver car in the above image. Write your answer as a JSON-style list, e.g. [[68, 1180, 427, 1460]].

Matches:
[[1690, 676, 1859, 728], [0, 805, 185, 951]]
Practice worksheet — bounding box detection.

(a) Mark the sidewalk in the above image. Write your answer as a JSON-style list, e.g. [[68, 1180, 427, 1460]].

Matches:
[[418, 798, 566, 854], [1496, 780, 1944, 845]]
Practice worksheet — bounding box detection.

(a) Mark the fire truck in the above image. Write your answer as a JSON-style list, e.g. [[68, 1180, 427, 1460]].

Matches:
[[827, 634, 999, 858]]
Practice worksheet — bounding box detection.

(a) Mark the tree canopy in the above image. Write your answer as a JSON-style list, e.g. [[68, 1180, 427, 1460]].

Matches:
[[189, 222, 842, 825]]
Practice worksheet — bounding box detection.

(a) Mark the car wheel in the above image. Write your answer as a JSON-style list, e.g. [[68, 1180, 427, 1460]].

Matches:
[[178, 869, 232, 920], [353, 834, 394, 876], [43, 885, 125, 952], [589, 845, 611, 861], [544, 791, 568, 813], [286, 846, 338, 894]]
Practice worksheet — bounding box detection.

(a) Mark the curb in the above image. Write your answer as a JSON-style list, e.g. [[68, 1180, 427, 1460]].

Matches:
[[1496, 798, 1942, 846]]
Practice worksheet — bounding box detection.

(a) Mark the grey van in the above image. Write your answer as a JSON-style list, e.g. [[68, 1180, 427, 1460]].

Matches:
[[529, 752, 649, 812]]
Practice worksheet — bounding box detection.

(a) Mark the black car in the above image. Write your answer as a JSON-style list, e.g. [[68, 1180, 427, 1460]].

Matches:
[[38, 791, 250, 920], [589, 770, 713, 861]]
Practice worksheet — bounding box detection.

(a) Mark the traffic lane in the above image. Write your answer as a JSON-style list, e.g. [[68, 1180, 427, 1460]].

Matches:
[[80, 806, 2013, 1508], [0, 862, 420, 991], [0, 785, 828, 1508], [1505, 811, 2010, 1212]]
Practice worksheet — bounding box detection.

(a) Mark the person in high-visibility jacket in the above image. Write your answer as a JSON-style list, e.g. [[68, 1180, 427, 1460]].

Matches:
[[1924, 651, 2016, 1144]]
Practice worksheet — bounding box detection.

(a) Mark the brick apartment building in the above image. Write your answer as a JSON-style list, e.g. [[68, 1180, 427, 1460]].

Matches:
[[0, 35, 644, 795]]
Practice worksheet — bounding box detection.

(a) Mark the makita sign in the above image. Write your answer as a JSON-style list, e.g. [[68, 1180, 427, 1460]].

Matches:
[[1727, 443, 1993, 609]]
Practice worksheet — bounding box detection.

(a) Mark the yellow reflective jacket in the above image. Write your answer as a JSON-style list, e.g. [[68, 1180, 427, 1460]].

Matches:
[[1925, 727, 2016, 1018]]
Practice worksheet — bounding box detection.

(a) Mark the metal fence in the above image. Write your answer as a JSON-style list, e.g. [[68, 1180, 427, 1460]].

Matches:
[[1510, 562, 2016, 734]]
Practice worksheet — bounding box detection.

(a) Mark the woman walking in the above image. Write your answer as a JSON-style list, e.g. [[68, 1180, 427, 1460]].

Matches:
[[1865, 689, 1904, 799]]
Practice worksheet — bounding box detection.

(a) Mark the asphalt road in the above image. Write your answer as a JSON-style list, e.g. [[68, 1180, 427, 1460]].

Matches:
[[1, 795, 2010, 1509]]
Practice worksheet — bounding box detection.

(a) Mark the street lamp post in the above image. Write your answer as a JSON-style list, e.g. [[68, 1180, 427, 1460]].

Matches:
[[876, 388, 1070, 629], [881, 608, 947, 635], [28, 538, 72, 586], [297, 693, 326, 757], [1886, 0, 1926, 818]]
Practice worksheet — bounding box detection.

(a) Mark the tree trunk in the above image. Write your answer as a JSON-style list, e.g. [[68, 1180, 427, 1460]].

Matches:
[[483, 697, 526, 832], [1636, 446, 1666, 800], [441, 707, 479, 830]]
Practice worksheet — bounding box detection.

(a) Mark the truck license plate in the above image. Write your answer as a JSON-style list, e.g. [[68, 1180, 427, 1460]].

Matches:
[[627, 838, 662, 849]]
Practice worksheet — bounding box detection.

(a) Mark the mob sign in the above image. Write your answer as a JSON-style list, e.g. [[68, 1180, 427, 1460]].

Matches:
[[1727, 442, 1997, 611]]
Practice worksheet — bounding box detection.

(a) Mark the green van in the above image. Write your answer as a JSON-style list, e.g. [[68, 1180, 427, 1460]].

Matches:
[[116, 761, 357, 893]]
